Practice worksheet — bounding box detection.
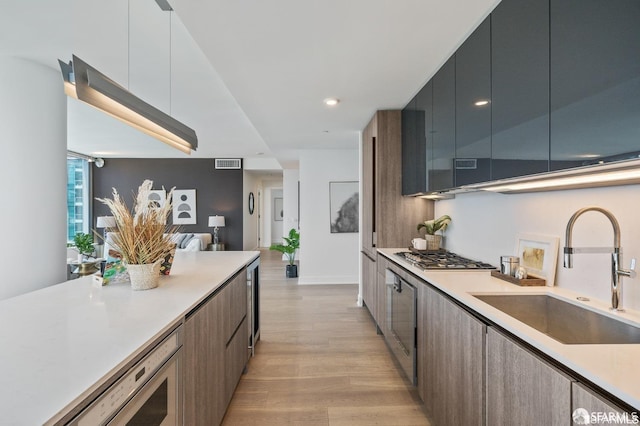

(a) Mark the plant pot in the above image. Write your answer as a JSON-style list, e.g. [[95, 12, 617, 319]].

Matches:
[[127, 261, 162, 290], [424, 234, 442, 250], [286, 264, 298, 278]]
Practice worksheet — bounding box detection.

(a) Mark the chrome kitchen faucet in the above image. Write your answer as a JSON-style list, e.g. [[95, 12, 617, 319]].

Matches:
[[564, 206, 635, 312]]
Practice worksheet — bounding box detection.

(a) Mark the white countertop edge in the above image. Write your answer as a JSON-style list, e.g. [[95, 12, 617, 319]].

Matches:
[[378, 248, 640, 410]]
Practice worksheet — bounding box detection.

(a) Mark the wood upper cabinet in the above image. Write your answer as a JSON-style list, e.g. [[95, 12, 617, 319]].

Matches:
[[550, 0, 640, 171], [486, 327, 572, 426], [572, 382, 638, 425], [421, 285, 485, 426], [361, 110, 433, 256]]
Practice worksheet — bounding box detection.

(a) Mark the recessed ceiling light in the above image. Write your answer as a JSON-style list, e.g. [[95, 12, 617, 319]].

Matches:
[[474, 100, 490, 106], [256, 152, 264, 156], [324, 98, 340, 106]]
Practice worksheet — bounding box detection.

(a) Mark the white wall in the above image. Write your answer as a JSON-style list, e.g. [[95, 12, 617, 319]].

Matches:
[[299, 149, 359, 284], [0, 57, 67, 300], [242, 171, 260, 250], [436, 184, 640, 311], [283, 168, 300, 235]]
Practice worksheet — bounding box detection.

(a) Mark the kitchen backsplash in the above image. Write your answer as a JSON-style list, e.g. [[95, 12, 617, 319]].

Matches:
[[435, 184, 640, 312]]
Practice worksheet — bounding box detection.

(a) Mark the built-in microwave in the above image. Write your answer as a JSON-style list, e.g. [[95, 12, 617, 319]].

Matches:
[[69, 326, 183, 426]]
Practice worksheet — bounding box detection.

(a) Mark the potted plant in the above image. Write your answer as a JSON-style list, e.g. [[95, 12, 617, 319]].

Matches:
[[417, 214, 451, 250], [96, 180, 178, 290], [270, 228, 300, 278], [72, 232, 96, 261]]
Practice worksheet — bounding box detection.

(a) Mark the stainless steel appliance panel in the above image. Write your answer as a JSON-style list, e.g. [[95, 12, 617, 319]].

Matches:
[[385, 269, 417, 385]]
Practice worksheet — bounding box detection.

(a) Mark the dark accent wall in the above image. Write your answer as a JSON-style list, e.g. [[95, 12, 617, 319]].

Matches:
[[93, 159, 243, 251]]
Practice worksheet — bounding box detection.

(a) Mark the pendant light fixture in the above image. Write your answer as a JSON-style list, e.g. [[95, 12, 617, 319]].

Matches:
[[58, 3, 197, 154]]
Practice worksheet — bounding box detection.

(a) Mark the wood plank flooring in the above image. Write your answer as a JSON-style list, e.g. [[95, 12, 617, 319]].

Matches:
[[221, 249, 430, 425]]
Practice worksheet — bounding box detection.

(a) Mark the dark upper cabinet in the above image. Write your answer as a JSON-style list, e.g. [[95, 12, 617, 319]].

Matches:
[[491, 0, 550, 180], [550, 0, 640, 171], [431, 57, 456, 191], [416, 82, 432, 192], [455, 17, 491, 186], [401, 84, 430, 195]]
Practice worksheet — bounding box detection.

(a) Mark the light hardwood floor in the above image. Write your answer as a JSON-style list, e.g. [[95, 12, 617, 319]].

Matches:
[[221, 249, 430, 425]]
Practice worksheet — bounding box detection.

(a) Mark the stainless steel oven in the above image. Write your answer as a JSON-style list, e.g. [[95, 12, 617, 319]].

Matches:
[[70, 326, 183, 426], [385, 269, 417, 385]]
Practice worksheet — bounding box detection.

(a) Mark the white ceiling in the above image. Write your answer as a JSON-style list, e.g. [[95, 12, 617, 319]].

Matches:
[[0, 0, 500, 168]]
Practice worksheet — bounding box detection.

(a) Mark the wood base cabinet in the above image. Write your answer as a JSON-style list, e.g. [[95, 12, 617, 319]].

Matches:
[[572, 383, 638, 425], [361, 252, 377, 324], [420, 285, 485, 426], [486, 328, 572, 426], [184, 268, 249, 426]]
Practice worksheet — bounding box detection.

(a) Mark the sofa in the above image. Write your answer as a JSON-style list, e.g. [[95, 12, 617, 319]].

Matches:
[[169, 233, 212, 252]]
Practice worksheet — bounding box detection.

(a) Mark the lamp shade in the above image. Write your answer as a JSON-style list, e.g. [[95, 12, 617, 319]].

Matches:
[[96, 216, 116, 228], [208, 215, 225, 228]]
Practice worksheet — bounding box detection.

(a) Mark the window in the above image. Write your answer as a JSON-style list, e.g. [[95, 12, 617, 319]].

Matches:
[[67, 156, 90, 242]]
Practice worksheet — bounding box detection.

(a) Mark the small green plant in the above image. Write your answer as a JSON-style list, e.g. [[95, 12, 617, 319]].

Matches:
[[269, 228, 300, 266], [72, 232, 95, 257], [417, 215, 451, 235]]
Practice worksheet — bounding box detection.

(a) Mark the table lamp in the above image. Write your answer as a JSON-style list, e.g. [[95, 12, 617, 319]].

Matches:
[[96, 216, 116, 240], [208, 215, 225, 244]]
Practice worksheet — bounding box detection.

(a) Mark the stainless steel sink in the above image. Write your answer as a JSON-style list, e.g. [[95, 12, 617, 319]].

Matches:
[[473, 294, 640, 344]]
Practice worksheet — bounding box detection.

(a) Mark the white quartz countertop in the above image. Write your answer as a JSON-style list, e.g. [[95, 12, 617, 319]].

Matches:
[[0, 250, 259, 426], [378, 248, 640, 410]]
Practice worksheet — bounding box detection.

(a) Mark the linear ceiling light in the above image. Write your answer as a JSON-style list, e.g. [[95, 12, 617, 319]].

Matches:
[[58, 55, 197, 155]]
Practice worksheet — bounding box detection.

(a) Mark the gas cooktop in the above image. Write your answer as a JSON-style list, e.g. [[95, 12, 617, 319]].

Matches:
[[395, 250, 496, 270]]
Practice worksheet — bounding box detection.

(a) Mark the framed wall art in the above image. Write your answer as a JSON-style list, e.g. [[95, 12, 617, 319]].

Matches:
[[515, 233, 559, 287], [173, 189, 197, 225]]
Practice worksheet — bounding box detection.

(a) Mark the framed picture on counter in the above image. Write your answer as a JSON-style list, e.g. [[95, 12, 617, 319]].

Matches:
[[515, 233, 559, 287]]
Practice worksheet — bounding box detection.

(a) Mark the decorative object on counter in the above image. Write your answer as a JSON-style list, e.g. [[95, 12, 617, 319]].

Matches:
[[515, 233, 559, 287], [159, 243, 177, 275], [330, 181, 359, 233], [500, 255, 520, 277], [208, 215, 225, 245], [172, 189, 197, 225], [417, 214, 452, 250], [96, 180, 178, 290], [269, 228, 300, 278], [515, 266, 528, 280], [491, 270, 545, 286], [411, 238, 427, 250]]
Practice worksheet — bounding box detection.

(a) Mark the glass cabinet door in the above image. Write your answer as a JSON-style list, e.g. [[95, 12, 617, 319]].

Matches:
[[550, 0, 640, 170], [431, 57, 456, 191], [491, 0, 550, 179]]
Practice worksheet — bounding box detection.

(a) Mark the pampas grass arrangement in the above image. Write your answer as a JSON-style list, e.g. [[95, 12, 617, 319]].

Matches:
[[96, 180, 178, 265]]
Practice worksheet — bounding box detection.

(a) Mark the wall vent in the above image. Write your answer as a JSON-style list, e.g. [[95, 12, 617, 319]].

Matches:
[[215, 158, 242, 170], [455, 158, 477, 170]]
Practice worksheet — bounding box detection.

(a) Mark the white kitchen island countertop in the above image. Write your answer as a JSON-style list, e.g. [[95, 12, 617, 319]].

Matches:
[[0, 250, 259, 426], [378, 248, 640, 410]]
